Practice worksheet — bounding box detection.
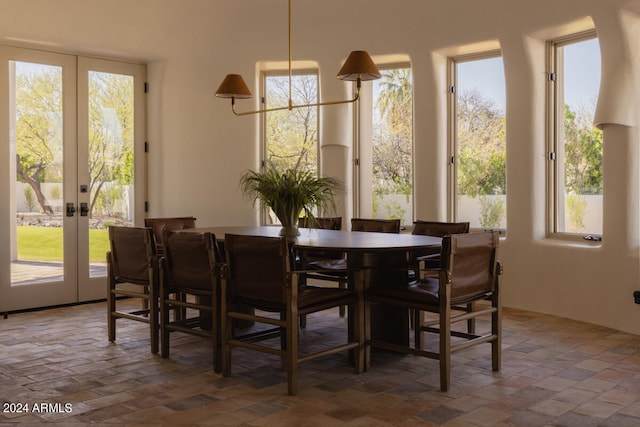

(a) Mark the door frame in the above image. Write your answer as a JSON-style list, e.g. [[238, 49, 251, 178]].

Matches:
[[0, 46, 147, 311]]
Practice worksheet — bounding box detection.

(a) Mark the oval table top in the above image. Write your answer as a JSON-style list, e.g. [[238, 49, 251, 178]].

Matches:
[[184, 225, 441, 252]]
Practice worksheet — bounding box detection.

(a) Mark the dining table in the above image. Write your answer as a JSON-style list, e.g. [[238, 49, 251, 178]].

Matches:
[[184, 225, 442, 346]]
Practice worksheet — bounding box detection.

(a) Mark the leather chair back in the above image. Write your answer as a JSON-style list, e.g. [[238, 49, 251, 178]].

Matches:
[[442, 231, 499, 303], [108, 226, 156, 285], [144, 217, 197, 252], [298, 216, 342, 230], [224, 234, 289, 307], [163, 231, 217, 292], [412, 220, 470, 237], [351, 218, 401, 233]]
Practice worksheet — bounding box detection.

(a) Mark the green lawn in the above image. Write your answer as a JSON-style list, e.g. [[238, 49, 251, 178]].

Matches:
[[17, 226, 110, 263]]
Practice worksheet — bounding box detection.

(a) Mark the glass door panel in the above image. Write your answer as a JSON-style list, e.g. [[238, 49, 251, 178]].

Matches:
[[77, 57, 146, 301], [12, 61, 65, 285], [0, 47, 77, 311], [87, 70, 135, 278]]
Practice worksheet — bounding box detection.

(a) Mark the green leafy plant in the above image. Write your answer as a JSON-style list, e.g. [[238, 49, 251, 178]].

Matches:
[[566, 193, 586, 232], [50, 184, 61, 200], [240, 167, 340, 236], [24, 186, 37, 212], [479, 196, 505, 229]]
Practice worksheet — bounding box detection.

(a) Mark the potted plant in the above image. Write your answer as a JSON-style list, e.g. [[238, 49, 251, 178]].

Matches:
[[240, 166, 341, 237]]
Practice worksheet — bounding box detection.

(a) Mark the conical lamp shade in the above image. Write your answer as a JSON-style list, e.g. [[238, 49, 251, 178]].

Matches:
[[337, 51, 381, 81], [215, 74, 253, 99]]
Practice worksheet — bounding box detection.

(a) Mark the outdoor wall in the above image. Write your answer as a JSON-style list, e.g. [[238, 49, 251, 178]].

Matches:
[[0, 0, 640, 335], [13, 182, 134, 222]]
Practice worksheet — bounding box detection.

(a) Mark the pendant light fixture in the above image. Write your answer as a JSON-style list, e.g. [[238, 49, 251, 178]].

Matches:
[[215, 0, 381, 116]]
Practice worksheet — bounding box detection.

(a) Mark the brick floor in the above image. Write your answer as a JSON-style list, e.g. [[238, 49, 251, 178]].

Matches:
[[1, 300, 640, 425]]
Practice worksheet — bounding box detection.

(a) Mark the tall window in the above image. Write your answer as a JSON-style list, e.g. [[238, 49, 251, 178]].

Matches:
[[548, 32, 602, 237], [261, 71, 318, 224], [263, 72, 318, 173], [360, 66, 413, 225], [450, 53, 507, 230]]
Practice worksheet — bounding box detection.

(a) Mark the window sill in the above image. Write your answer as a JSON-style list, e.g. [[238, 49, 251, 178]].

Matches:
[[540, 233, 603, 249]]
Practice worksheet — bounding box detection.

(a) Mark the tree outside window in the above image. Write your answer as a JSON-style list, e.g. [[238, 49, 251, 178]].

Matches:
[[371, 68, 413, 225], [264, 74, 318, 174], [454, 55, 507, 229]]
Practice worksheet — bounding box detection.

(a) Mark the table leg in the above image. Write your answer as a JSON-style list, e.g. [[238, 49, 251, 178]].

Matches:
[[348, 251, 409, 347]]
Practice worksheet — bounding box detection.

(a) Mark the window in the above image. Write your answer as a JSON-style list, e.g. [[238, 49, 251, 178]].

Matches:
[[358, 65, 414, 226], [548, 32, 602, 237], [262, 72, 318, 173], [449, 52, 507, 230], [261, 71, 318, 224]]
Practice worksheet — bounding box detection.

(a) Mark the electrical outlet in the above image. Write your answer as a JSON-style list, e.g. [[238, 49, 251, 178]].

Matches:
[[634, 290, 640, 304]]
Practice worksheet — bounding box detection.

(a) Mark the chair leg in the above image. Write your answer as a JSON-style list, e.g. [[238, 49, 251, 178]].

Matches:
[[439, 283, 452, 392], [142, 284, 150, 311], [149, 284, 159, 354], [364, 299, 371, 372], [352, 274, 365, 374], [339, 279, 346, 317], [466, 302, 476, 334], [179, 293, 187, 320], [492, 315, 501, 372], [287, 309, 299, 396], [279, 312, 288, 370], [212, 290, 221, 374], [409, 308, 414, 330], [221, 282, 232, 377], [413, 309, 423, 349], [160, 286, 170, 359], [299, 271, 308, 328], [491, 280, 502, 372], [107, 283, 116, 342]]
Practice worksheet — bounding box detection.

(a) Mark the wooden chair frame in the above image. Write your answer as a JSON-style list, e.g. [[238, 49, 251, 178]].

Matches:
[[220, 234, 365, 395], [107, 226, 159, 354], [159, 231, 222, 372], [365, 232, 502, 391]]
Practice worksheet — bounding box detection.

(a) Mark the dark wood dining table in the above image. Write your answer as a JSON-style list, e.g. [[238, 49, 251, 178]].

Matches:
[[185, 225, 442, 345]]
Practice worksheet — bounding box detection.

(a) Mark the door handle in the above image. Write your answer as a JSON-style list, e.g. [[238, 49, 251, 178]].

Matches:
[[66, 203, 76, 217], [80, 203, 89, 217]]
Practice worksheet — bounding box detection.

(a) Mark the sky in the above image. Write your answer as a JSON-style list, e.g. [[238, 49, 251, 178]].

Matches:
[[456, 37, 601, 114]]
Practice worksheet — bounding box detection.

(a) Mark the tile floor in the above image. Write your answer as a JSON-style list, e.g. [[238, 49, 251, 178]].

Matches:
[[1, 300, 640, 426]]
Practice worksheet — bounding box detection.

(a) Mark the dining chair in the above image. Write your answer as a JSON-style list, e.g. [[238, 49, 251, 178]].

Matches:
[[159, 230, 222, 372], [221, 234, 364, 395], [297, 217, 346, 322], [365, 231, 502, 391], [107, 225, 160, 353], [301, 217, 401, 324], [144, 216, 197, 254], [410, 220, 471, 332]]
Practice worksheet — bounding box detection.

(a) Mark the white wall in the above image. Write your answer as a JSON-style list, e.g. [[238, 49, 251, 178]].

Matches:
[[1, 0, 640, 334]]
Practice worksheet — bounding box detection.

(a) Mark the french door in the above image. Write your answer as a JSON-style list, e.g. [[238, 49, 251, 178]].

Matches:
[[0, 46, 146, 312]]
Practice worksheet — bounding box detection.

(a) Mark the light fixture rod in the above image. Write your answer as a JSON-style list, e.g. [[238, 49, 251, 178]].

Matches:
[[288, 0, 293, 110], [232, 83, 362, 116], [217, 0, 379, 116]]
